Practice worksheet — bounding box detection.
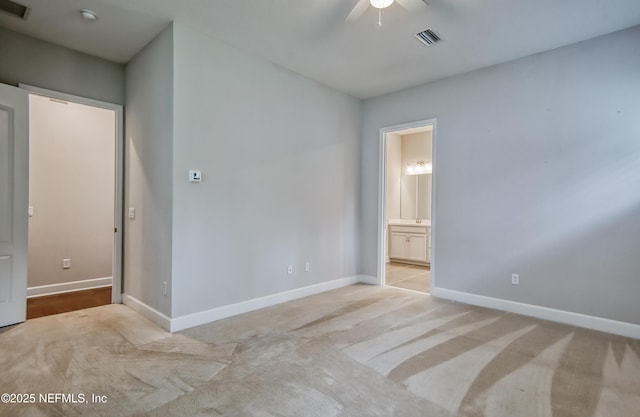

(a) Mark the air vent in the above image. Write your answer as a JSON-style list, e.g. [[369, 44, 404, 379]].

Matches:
[[415, 28, 442, 47], [0, 0, 29, 19]]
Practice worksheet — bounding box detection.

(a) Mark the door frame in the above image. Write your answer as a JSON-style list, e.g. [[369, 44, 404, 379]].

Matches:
[[20, 84, 124, 304], [377, 118, 437, 288], [0, 83, 28, 327]]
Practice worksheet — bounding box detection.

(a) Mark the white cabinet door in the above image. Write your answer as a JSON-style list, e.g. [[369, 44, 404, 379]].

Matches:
[[407, 234, 427, 262], [389, 225, 430, 264], [0, 83, 28, 327], [390, 230, 428, 263], [390, 232, 407, 259]]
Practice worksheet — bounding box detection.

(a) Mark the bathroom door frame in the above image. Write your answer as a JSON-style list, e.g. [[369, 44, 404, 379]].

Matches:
[[377, 118, 437, 288], [21, 84, 124, 304]]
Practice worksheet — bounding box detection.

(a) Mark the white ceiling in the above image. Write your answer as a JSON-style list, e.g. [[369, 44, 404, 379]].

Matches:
[[2, 0, 640, 99]]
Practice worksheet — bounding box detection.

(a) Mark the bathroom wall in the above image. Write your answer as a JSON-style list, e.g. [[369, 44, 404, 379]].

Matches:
[[401, 131, 432, 170], [28, 94, 115, 288], [385, 133, 402, 261], [399, 131, 433, 220], [386, 133, 402, 220]]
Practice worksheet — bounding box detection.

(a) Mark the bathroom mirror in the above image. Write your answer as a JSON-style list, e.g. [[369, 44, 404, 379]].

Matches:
[[400, 173, 432, 220]]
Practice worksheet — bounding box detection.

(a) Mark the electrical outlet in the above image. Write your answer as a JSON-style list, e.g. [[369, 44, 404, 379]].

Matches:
[[162, 282, 168, 296], [63, 259, 71, 269], [128, 207, 135, 219], [511, 273, 520, 285], [287, 265, 293, 275], [305, 262, 311, 272]]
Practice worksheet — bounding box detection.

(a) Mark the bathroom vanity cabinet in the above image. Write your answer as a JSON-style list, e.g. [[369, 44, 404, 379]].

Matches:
[[389, 224, 431, 265]]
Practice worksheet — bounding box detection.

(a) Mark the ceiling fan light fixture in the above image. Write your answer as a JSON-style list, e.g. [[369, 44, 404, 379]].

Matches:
[[79, 9, 97, 21], [370, 0, 394, 9]]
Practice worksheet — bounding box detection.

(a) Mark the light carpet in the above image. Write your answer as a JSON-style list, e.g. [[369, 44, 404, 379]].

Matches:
[[0, 284, 638, 416]]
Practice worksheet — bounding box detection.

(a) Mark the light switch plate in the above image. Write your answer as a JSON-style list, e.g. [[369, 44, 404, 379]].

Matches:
[[189, 170, 202, 183]]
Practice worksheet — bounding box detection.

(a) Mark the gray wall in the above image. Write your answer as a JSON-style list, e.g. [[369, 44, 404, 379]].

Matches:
[[0, 27, 124, 105], [124, 24, 174, 317], [361, 26, 640, 325], [171, 23, 362, 317]]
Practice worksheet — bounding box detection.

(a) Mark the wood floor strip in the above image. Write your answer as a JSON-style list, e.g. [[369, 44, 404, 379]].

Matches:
[[27, 287, 112, 319]]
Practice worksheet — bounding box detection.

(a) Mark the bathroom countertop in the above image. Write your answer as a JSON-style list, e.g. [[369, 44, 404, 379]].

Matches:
[[388, 219, 431, 227]]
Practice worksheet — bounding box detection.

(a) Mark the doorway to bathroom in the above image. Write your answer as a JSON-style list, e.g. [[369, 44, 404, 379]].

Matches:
[[378, 119, 436, 294], [24, 85, 123, 319]]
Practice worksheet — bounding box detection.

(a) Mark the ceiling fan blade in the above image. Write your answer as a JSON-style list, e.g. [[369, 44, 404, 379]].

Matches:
[[346, 0, 371, 21], [396, 0, 429, 12]]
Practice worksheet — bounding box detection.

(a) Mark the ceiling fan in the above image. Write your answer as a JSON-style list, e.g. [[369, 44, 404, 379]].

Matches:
[[346, 0, 429, 25]]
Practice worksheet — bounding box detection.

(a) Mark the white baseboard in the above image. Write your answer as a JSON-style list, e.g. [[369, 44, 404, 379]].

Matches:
[[27, 277, 112, 298], [431, 287, 640, 340], [170, 275, 365, 332], [358, 274, 379, 285], [122, 294, 171, 331]]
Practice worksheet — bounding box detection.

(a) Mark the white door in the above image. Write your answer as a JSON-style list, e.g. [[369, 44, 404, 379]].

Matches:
[[0, 83, 28, 327]]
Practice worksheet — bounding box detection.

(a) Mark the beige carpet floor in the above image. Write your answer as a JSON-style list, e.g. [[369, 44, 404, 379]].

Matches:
[[0, 284, 638, 416]]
